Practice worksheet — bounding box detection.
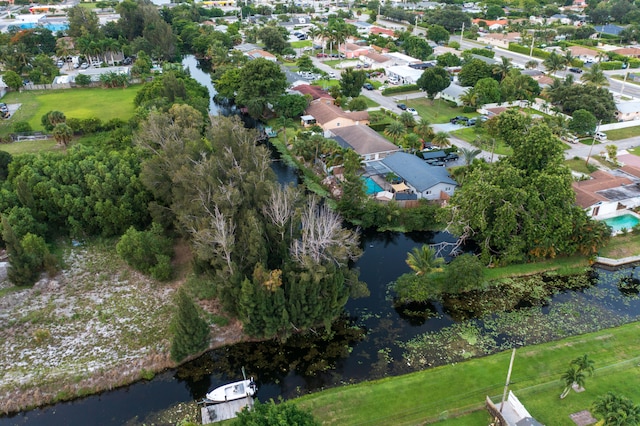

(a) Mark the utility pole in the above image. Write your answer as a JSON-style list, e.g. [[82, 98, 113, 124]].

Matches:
[[529, 35, 535, 58], [586, 120, 602, 168], [621, 71, 629, 97], [499, 349, 517, 412], [459, 22, 464, 44]]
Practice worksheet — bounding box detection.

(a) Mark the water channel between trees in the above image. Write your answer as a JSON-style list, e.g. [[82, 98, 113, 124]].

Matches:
[[3, 57, 640, 426]]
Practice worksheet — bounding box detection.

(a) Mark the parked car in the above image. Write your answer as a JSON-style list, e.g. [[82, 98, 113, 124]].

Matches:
[[123, 57, 133, 65], [327, 72, 336, 78], [407, 107, 418, 116], [569, 67, 583, 73], [444, 153, 459, 162], [397, 103, 407, 110], [0, 103, 8, 113], [80, 62, 90, 69], [450, 116, 468, 124], [466, 118, 477, 126], [426, 159, 445, 166], [316, 53, 328, 58], [595, 131, 608, 141], [363, 83, 374, 90], [561, 134, 579, 144]]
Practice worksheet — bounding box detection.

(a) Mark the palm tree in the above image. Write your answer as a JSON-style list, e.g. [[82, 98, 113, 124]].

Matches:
[[460, 147, 482, 166], [581, 63, 609, 87], [414, 121, 434, 145], [492, 57, 512, 81], [384, 121, 406, 145], [399, 111, 416, 129], [279, 116, 295, 146], [459, 88, 480, 108], [571, 354, 595, 377], [543, 51, 567, 75], [560, 366, 586, 399], [525, 59, 539, 69], [406, 245, 444, 276], [432, 131, 450, 148], [403, 133, 421, 153], [52, 123, 74, 147], [593, 392, 640, 426]]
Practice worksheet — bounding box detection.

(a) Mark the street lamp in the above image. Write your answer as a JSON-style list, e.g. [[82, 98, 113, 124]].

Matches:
[[585, 120, 602, 167]]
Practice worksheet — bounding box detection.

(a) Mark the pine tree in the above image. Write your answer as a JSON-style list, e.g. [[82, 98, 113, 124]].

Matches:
[[170, 288, 210, 362]]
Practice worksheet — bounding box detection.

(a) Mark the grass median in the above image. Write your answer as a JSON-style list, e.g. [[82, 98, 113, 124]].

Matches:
[[294, 322, 640, 425]]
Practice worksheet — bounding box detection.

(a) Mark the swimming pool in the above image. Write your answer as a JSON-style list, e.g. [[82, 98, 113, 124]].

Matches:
[[362, 177, 383, 195], [602, 214, 640, 234], [17, 23, 69, 32]]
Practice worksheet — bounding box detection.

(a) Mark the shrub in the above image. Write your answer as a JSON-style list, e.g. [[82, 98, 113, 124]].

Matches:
[[116, 223, 174, 281], [508, 43, 550, 59], [13, 121, 32, 133], [599, 61, 624, 70], [170, 288, 210, 362], [74, 74, 92, 86], [347, 96, 368, 111], [629, 58, 640, 69], [462, 106, 476, 113], [382, 84, 420, 95]]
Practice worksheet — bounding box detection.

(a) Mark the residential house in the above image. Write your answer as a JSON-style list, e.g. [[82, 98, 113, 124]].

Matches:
[[279, 16, 313, 29], [351, 21, 373, 35], [370, 26, 395, 37], [386, 65, 425, 85], [572, 170, 640, 217], [338, 42, 371, 59], [549, 13, 573, 24], [328, 125, 401, 162], [478, 32, 522, 49], [381, 152, 458, 201], [472, 18, 508, 31], [612, 47, 640, 58], [567, 45, 601, 62], [290, 84, 334, 104], [362, 51, 391, 68], [246, 49, 277, 62], [303, 100, 369, 130], [439, 83, 468, 106], [615, 101, 640, 122], [594, 24, 625, 36]]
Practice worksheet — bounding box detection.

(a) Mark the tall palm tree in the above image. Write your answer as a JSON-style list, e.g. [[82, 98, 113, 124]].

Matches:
[[543, 51, 567, 75], [571, 354, 595, 377], [432, 131, 450, 148], [403, 133, 421, 153], [492, 57, 512, 81], [460, 88, 480, 108], [406, 245, 444, 276], [414, 121, 434, 145], [384, 121, 406, 145], [399, 111, 416, 129], [52, 123, 74, 147], [560, 367, 586, 399], [581, 63, 609, 87], [279, 116, 295, 146], [460, 147, 482, 166]]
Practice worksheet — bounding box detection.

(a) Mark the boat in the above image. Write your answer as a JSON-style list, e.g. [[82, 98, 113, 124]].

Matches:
[[205, 378, 257, 403]]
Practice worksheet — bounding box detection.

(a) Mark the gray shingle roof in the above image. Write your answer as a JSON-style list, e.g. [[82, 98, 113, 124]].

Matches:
[[381, 152, 457, 192]]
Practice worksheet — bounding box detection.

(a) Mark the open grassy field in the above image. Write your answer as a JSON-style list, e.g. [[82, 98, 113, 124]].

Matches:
[[295, 322, 640, 425], [405, 98, 468, 124], [605, 126, 640, 141], [0, 86, 141, 136], [0, 139, 60, 155]]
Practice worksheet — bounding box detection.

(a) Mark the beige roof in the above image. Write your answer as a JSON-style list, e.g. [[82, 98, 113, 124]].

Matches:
[[330, 125, 400, 156], [567, 45, 600, 57], [365, 51, 390, 63], [305, 101, 369, 126], [572, 170, 633, 208], [612, 47, 640, 56]]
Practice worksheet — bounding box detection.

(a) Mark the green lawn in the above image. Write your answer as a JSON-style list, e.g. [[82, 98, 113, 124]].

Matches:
[[450, 126, 513, 156], [604, 126, 640, 141], [291, 40, 312, 48], [295, 322, 640, 425], [405, 98, 468, 124], [565, 158, 596, 175], [0, 86, 141, 135], [598, 232, 640, 258], [0, 139, 60, 155]]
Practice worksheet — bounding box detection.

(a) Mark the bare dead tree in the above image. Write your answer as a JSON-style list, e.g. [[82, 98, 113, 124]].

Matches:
[[291, 197, 361, 266], [262, 185, 300, 243], [188, 205, 236, 275]]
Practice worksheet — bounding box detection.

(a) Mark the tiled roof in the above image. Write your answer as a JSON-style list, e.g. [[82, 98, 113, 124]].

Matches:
[[291, 84, 334, 101], [330, 125, 400, 156], [572, 170, 633, 208], [305, 101, 369, 125]]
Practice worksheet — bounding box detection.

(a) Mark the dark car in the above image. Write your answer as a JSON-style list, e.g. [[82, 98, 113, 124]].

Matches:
[[363, 83, 374, 90], [0, 103, 8, 113], [449, 116, 468, 124], [426, 159, 445, 166], [569, 67, 583, 73], [397, 103, 407, 110], [466, 118, 477, 126], [444, 153, 459, 162]]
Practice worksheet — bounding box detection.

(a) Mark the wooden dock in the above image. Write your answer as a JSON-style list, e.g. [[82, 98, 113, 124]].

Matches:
[[201, 397, 254, 424]]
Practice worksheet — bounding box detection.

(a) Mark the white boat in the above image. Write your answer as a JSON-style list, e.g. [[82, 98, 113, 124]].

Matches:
[[206, 378, 257, 403]]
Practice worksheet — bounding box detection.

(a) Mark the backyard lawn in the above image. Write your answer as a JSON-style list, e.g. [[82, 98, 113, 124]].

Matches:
[[0, 85, 141, 135], [450, 126, 513, 156], [405, 98, 469, 124], [605, 126, 640, 141], [296, 322, 640, 425]]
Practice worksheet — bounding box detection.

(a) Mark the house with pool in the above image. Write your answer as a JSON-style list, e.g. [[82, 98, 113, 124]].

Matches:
[[328, 125, 401, 163], [379, 152, 458, 201], [572, 170, 640, 233]]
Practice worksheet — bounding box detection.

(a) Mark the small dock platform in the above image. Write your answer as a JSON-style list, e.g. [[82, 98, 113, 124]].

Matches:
[[201, 397, 254, 424]]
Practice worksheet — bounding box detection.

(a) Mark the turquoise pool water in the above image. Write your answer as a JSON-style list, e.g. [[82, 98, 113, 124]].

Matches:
[[602, 214, 640, 233], [17, 23, 69, 32], [362, 177, 382, 195]]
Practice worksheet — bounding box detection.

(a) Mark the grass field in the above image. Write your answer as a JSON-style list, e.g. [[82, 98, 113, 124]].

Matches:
[[295, 322, 640, 425], [565, 158, 596, 175], [450, 126, 513, 156], [0, 86, 141, 135], [604, 126, 640, 141], [405, 98, 467, 124], [0, 139, 61, 155]]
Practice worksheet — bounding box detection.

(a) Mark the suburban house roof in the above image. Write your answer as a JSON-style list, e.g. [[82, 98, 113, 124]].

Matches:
[[370, 27, 395, 37], [421, 150, 447, 160], [329, 125, 400, 157], [616, 101, 640, 114], [304, 101, 369, 125], [381, 152, 457, 193], [441, 83, 468, 98], [567, 45, 600, 57], [290, 84, 334, 102], [595, 24, 624, 36], [472, 18, 508, 27], [364, 51, 391, 63], [340, 42, 371, 53], [612, 47, 640, 57], [572, 170, 634, 208], [620, 165, 640, 179], [246, 49, 277, 61]]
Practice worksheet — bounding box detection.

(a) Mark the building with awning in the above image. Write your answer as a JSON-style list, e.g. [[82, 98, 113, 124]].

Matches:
[[381, 152, 458, 201]]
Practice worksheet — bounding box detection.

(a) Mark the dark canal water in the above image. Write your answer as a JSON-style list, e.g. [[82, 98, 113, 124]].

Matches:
[[3, 57, 640, 426]]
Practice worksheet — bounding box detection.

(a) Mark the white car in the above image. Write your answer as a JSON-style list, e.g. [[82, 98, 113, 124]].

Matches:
[[407, 108, 418, 116]]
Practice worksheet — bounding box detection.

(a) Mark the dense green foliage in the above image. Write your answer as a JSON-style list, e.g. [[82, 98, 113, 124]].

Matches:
[[546, 77, 617, 122], [116, 223, 174, 281], [340, 68, 367, 98], [136, 110, 363, 339], [445, 110, 610, 265], [233, 399, 320, 426], [416, 66, 451, 99], [170, 288, 210, 362]]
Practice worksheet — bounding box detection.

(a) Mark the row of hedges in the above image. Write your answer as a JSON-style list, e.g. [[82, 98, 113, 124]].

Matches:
[[508, 43, 551, 59], [599, 61, 625, 70], [381, 84, 420, 95]]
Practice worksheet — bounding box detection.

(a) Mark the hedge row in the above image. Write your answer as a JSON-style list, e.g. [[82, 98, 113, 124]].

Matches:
[[599, 61, 624, 70], [381, 84, 420, 95], [508, 43, 551, 59]]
